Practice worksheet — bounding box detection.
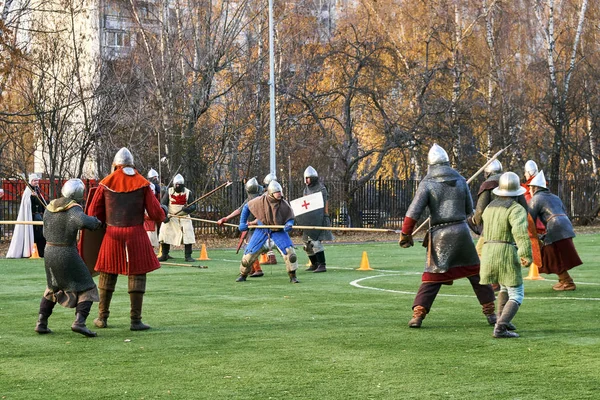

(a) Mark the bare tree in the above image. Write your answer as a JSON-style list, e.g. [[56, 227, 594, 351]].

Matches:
[[535, 0, 589, 180]]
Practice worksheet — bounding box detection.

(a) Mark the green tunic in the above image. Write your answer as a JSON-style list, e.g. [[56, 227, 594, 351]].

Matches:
[[480, 198, 532, 287]]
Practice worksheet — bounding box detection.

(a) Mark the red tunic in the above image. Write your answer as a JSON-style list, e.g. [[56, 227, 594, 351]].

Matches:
[[88, 167, 165, 275]]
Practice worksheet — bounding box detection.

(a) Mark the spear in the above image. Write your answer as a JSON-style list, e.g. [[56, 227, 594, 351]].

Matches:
[[160, 262, 208, 268], [411, 144, 511, 237], [184, 181, 233, 209], [169, 214, 400, 233], [18, 173, 48, 209], [0, 221, 44, 225], [249, 224, 401, 233]]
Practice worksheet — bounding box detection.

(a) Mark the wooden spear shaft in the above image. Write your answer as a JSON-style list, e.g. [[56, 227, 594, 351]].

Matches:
[[0, 221, 43, 225], [169, 214, 400, 233], [249, 225, 400, 233], [19, 174, 48, 209], [411, 144, 512, 237], [169, 215, 239, 228], [160, 262, 208, 268], [185, 181, 233, 209]]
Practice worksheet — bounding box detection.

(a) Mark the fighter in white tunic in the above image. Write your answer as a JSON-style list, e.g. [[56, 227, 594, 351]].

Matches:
[[158, 174, 197, 262]]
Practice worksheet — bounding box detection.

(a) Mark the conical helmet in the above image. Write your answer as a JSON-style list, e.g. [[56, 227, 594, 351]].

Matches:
[[61, 178, 85, 202], [267, 180, 283, 196], [427, 144, 449, 166], [528, 170, 547, 189], [524, 160, 538, 179], [173, 174, 184, 185], [493, 172, 526, 197], [484, 160, 502, 175], [147, 168, 158, 179], [304, 166, 318, 179], [245, 177, 261, 195], [113, 147, 134, 166], [263, 173, 277, 186]]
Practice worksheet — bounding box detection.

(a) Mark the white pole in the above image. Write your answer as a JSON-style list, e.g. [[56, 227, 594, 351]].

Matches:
[[157, 128, 162, 183], [268, 0, 276, 176]]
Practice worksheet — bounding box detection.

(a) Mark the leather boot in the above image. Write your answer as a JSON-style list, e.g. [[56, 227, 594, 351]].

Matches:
[[71, 301, 97, 337], [35, 297, 56, 334], [130, 292, 151, 331], [305, 255, 318, 272], [94, 288, 114, 328], [496, 291, 516, 331], [250, 260, 264, 277], [554, 272, 576, 291], [493, 300, 520, 338], [482, 301, 497, 325], [184, 244, 195, 262], [288, 271, 300, 283], [236, 274, 248, 282], [157, 243, 170, 262], [408, 305, 427, 328], [313, 252, 327, 273]]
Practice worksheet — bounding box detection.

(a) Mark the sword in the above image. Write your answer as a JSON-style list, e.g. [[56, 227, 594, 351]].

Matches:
[[236, 231, 248, 254], [411, 144, 511, 237]]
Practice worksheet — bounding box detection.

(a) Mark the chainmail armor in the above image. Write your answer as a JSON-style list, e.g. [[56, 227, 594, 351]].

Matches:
[[528, 189, 576, 245], [405, 164, 479, 273], [300, 181, 334, 242], [43, 199, 102, 293]]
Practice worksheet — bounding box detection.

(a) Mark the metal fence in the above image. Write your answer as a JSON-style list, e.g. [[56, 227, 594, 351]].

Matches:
[[1, 178, 599, 241]]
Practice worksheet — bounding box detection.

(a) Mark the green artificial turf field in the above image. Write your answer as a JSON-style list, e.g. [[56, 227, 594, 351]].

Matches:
[[1, 234, 599, 399]]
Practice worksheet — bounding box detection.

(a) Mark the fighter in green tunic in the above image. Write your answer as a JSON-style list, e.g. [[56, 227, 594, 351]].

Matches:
[[480, 172, 532, 338]]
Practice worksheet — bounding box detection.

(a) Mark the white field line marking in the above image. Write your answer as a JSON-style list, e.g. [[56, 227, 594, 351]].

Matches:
[[350, 274, 600, 301]]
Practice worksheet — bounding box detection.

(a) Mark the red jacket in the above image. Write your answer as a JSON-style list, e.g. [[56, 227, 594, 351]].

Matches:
[[88, 167, 165, 275]]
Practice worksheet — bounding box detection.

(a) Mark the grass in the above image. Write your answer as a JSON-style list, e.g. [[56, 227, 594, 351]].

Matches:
[[1, 234, 600, 399]]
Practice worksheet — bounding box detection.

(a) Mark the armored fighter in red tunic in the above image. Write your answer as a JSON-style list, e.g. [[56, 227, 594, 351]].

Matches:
[[87, 147, 166, 331]]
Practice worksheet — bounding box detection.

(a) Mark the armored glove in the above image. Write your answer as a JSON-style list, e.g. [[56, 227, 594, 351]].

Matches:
[[303, 240, 314, 253], [181, 206, 195, 215], [160, 205, 169, 223], [91, 216, 102, 231], [399, 232, 414, 248], [239, 222, 248, 232], [284, 221, 293, 233]]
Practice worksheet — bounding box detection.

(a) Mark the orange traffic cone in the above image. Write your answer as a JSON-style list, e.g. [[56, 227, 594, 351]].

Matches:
[[357, 251, 373, 271], [259, 253, 269, 264], [30, 243, 40, 259], [197, 244, 210, 261], [524, 263, 545, 280]]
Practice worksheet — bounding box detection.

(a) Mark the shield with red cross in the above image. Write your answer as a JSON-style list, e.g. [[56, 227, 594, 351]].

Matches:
[[290, 192, 331, 240]]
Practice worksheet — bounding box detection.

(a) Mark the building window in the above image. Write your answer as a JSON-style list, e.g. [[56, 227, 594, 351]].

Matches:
[[105, 31, 130, 48]]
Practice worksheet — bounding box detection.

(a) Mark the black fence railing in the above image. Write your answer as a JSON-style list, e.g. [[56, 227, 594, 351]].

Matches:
[[1, 178, 599, 241]]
